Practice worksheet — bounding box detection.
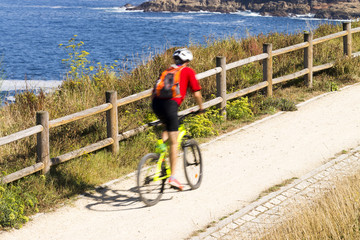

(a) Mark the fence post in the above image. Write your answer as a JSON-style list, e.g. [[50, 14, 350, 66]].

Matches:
[[263, 43, 273, 96], [216, 56, 227, 118], [343, 22, 352, 57], [304, 32, 313, 88], [106, 91, 119, 154], [36, 111, 50, 175]]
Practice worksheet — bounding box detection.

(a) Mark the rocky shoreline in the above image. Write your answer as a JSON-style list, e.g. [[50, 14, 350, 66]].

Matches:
[[125, 0, 360, 20]]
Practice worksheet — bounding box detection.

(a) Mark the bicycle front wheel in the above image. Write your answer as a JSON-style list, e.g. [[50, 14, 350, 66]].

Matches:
[[137, 153, 165, 206], [183, 139, 203, 190]]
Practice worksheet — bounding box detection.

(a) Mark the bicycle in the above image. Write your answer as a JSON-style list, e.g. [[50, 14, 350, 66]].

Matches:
[[136, 111, 203, 207]]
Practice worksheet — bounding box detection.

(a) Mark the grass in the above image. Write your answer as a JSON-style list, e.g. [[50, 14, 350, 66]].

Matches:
[[1, 21, 360, 229], [259, 169, 360, 240]]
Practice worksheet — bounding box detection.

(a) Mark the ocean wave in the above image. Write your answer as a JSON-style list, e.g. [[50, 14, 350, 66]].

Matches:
[[1, 80, 63, 104], [231, 10, 262, 17], [294, 13, 316, 18], [92, 6, 143, 13], [188, 10, 222, 14], [171, 15, 194, 20], [25, 5, 83, 9], [290, 14, 342, 22], [0, 80, 63, 91]]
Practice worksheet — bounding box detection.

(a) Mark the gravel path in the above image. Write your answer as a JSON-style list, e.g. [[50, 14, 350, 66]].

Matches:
[[1, 83, 360, 240]]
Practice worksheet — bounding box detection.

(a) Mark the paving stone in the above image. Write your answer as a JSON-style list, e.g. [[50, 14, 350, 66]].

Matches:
[[276, 194, 287, 202], [269, 197, 281, 205], [325, 167, 336, 174], [227, 222, 239, 230], [255, 205, 268, 213], [281, 190, 295, 198], [338, 162, 348, 167], [248, 209, 261, 217], [203, 236, 217, 240], [219, 226, 231, 235], [313, 173, 325, 180], [220, 234, 235, 240], [210, 231, 223, 238], [190, 236, 201, 240], [288, 187, 301, 194], [233, 218, 245, 226], [241, 214, 256, 221], [333, 164, 343, 170], [295, 181, 312, 190], [306, 177, 318, 183], [263, 202, 275, 209]]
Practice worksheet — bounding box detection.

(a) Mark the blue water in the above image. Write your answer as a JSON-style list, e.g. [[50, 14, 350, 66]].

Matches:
[[0, 0, 337, 99]]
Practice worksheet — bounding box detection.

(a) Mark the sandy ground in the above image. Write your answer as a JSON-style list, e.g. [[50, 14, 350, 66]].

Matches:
[[1, 83, 360, 240]]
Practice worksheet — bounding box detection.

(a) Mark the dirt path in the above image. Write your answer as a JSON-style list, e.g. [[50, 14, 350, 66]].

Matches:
[[1, 83, 360, 240]]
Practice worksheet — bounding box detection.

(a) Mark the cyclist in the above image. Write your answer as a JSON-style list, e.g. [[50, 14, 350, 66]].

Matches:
[[152, 48, 204, 191]]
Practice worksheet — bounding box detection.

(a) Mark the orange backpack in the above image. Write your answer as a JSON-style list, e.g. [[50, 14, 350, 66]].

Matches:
[[154, 65, 184, 99]]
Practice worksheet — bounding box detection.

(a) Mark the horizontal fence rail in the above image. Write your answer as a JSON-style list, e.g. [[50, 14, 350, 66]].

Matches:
[[49, 103, 112, 128], [312, 30, 348, 45], [0, 125, 43, 146], [1, 22, 360, 184], [272, 42, 309, 57], [51, 138, 114, 166], [226, 53, 268, 70]]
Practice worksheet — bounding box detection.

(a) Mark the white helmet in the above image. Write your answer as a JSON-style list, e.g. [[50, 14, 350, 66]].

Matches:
[[173, 48, 193, 63]]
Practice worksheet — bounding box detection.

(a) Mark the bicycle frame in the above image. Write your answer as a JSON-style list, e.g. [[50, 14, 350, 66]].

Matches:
[[137, 110, 204, 206], [152, 123, 188, 182]]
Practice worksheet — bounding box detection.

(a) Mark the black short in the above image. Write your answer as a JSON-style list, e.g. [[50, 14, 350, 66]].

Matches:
[[152, 98, 179, 132]]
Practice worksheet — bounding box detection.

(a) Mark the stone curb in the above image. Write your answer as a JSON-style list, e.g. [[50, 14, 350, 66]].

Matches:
[[190, 146, 360, 239]]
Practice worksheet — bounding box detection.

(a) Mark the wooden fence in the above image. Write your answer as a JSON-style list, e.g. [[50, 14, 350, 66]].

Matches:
[[1, 22, 360, 184]]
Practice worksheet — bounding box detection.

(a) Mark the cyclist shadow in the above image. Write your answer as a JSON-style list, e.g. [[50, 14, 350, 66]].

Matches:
[[83, 185, 180, 211]]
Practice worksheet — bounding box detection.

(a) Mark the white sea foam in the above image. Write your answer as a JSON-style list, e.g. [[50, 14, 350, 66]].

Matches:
[[171, 15, 194, 20], [290, 14, 342, 22], [295, 13, 316, 18], [92, 7, 143, 13], [0, 80, 63, 104], [189, 10, 222, 14], [26, 5, 82, 9], [231, 10, 262, 17], [0, 80, 63, 91]]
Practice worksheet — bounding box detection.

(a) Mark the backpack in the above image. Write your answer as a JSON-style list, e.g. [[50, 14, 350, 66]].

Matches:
[[153, 65, 185, 99]]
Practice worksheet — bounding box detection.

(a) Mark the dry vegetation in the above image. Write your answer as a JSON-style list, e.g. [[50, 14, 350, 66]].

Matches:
[[259, 170, 360, 240]]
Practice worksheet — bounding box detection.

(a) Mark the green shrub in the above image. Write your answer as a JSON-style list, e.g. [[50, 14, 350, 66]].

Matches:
[[184, 111, 219, 138], [0, 184, 38, 229], [329, 81, 339, 91], [226, 97, 254, 120]]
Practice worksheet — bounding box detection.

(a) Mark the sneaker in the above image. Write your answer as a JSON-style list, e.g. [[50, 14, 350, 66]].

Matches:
[[168, 176, 183, 191]]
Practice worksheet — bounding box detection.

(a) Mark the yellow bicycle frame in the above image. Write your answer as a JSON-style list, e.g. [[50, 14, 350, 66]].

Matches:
[[152, 123, 187, 182]]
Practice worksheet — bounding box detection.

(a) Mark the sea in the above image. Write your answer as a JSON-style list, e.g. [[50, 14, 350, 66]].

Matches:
[[0, 0, 341, 103]]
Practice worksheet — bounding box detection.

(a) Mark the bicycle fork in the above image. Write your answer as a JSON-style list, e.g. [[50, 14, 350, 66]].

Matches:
[[152, 153, 171, 193]]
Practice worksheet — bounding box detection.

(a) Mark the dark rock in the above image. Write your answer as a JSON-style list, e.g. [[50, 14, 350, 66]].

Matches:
[[133, 0, 360, 19]]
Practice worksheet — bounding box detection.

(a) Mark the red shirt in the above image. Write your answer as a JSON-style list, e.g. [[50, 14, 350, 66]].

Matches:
[[171, 66, 201, 106]]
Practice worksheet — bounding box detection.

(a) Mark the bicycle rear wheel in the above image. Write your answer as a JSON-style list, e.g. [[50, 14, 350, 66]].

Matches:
[[137, 153, 165, 206], [182, 139, 203, 189]]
